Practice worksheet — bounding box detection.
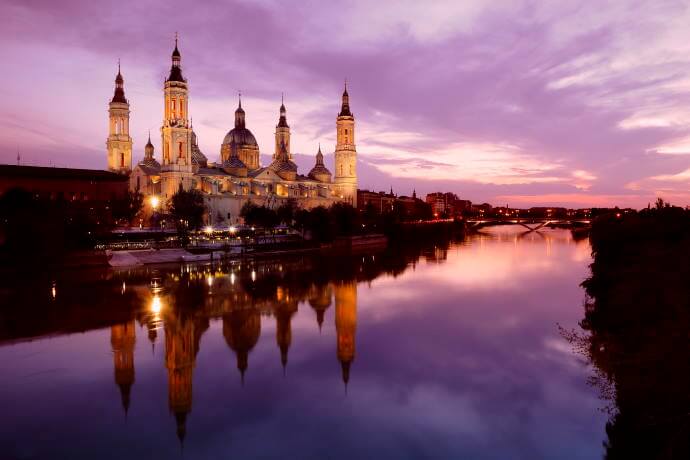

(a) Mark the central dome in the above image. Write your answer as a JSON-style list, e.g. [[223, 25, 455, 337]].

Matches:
[[222, 128, 258, 147]]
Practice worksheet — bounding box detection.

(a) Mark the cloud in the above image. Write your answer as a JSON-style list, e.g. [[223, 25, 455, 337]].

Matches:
[[2, 0, 690, 206]]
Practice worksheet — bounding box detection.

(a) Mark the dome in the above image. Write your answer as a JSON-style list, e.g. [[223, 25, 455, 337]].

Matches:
[[223, 156, 246, 168], [269, 141, 297, 178], [222, 128, 258, 148], [222, 97, 259, 148], [308, 145, 332, 182], [190, 131, 208, 167], [269, 158, 298, 174]]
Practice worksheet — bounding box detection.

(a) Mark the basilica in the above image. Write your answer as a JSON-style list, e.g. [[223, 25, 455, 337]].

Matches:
[[106, 38, 358, 225]]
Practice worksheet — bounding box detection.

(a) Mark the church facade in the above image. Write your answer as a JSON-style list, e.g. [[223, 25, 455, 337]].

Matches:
[[107, 38, 357, 226]]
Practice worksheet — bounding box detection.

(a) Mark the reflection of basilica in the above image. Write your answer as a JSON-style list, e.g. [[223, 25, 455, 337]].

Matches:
[[106, 265, 362, 444]]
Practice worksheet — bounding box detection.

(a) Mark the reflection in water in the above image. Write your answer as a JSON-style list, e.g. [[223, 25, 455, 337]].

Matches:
[[110, 321, 136, 416], [336, 281, 357, 386], [164, 309, 208, 445], [0, 227, 606, 459]]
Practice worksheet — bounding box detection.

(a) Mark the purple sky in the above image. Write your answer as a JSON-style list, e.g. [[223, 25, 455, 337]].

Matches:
[[2, 0, 690, 207]]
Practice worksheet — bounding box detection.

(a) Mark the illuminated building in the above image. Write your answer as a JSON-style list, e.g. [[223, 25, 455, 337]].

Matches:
[[126, 37, 358, 224], [110, 321, 136, 415], [106, 62, 132, 175], [335, 281, 357, 386]]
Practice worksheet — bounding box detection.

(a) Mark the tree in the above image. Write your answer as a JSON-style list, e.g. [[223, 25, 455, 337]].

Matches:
[[110, 190, 143, 225], [330, 202, 359, 236], [276, 199, 298, 226], [168, 189, 206, 230], [240, 202, 279, 228]]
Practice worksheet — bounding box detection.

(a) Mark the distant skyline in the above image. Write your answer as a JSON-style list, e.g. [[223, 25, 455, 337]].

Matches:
[[2, 0, 690, 207]]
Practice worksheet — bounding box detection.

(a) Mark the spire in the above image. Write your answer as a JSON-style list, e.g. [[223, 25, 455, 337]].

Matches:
[[339, 80, 352, 117], [234, 92, 246, 129], [172, 32, 180, 58], [277, 94, 288, 128], [341, 360, 351, 386], [167, 33, 185, 82], [111, 61, 127, 103], [316, 144, 324, 164]]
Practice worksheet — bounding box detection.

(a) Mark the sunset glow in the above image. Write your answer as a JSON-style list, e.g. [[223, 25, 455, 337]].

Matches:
[[2, 0, 690, 207]]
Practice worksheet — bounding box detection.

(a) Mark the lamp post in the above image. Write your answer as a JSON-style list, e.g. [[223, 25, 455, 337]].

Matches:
[[150, 196, 160, 230]]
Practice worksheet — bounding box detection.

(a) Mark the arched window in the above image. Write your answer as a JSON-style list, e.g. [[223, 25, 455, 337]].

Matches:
[[178, 141, 183, 158], [120, 152, 125, 167]]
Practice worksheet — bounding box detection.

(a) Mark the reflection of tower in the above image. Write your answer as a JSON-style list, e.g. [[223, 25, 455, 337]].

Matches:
[[274, 288, 298, 372], [335, 281, 357, 387], [222, 308, 261, 383], [111, 321, 136, 415], [164, 311, 208, 446], [308, 284, 333, 331]]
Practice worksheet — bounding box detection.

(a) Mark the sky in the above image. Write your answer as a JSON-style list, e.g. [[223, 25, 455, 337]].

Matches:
[[2, 0, 690, 208]]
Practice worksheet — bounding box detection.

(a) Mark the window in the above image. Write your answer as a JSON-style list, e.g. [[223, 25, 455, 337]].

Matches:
[[178, 141, 183, 158], [120, 152, 125, 167]]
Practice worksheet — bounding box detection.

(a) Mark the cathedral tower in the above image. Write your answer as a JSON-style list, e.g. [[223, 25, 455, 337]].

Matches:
[[334, 82, 357, 206], [160, 36, 194, 198], [273, 95, 291, 160], [106, 62, 132, 174]]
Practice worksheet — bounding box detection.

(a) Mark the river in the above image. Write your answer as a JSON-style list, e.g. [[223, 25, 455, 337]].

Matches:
[[0, 227, 607, 459]]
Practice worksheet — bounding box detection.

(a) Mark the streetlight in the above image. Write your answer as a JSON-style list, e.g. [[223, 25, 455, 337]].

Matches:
[[150, 196, 160, 210]]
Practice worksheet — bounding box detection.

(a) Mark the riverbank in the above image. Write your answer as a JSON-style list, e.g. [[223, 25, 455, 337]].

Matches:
[[107, 234, 389, 267], [575, 206, 690, 458]]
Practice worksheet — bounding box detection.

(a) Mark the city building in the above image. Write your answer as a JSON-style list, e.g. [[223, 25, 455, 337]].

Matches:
[[120, 38, 358, 225], [0, 165, 129, 202], [425, 192, 473, 217]]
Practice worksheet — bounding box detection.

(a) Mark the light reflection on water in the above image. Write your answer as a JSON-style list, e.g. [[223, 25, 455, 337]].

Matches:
[[0, 227, 604, 459]]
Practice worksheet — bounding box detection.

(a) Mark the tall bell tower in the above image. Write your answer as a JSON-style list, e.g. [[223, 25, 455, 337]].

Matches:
[[106, 62, 132, 175], [160, 35, 194, 198], [273, 94, 291, 160], [334, 82, 357, 206]]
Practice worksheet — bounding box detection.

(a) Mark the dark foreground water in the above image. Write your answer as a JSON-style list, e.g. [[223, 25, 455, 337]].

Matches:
[[0, 227, 606, 459]]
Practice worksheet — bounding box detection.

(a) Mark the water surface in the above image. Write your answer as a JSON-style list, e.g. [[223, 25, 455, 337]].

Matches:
[[0, 227, 606, 459]]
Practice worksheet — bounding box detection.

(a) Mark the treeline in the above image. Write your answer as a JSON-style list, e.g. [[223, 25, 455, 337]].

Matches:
[[578, 199, 689, 458], [240, 198, 437, 243], [0, 187, 142, 266]]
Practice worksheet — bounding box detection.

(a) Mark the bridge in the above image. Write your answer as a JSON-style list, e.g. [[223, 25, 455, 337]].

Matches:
[[465, 217, 591, 232]]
